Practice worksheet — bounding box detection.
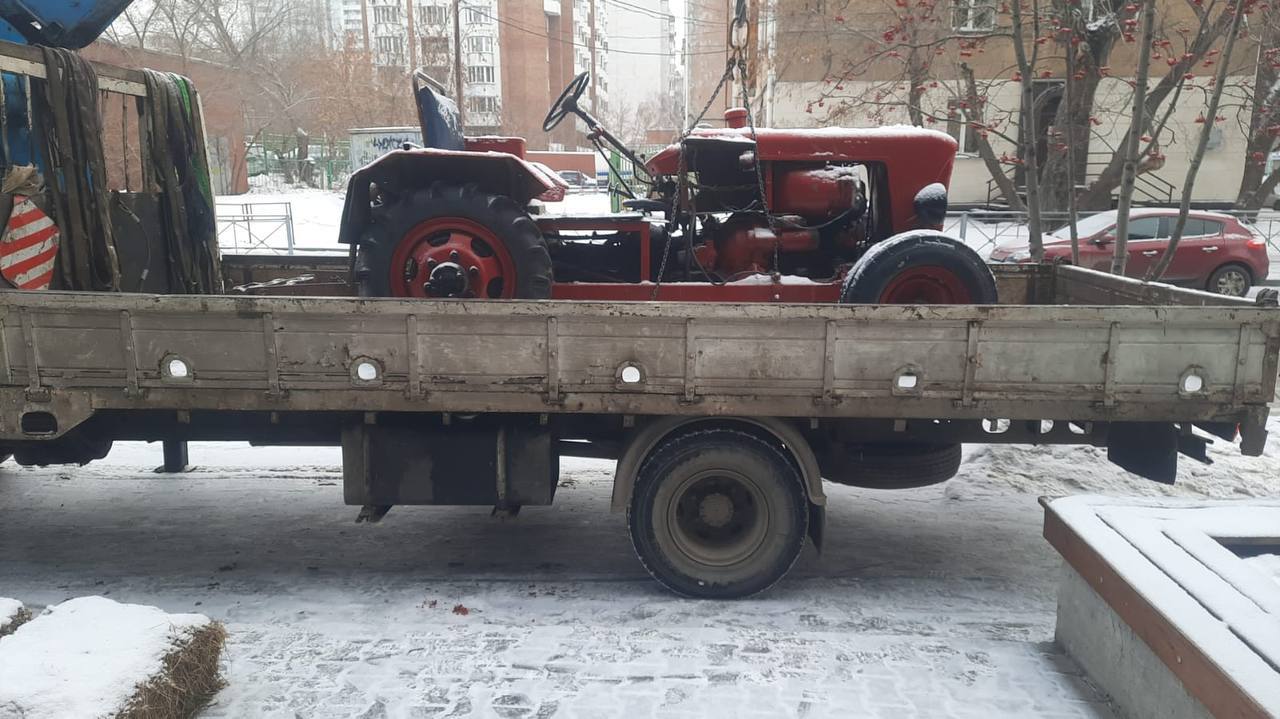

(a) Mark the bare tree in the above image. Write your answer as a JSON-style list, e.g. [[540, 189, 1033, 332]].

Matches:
[[1111, 0, 1157, 275], [1147, 0, 1249, 280]]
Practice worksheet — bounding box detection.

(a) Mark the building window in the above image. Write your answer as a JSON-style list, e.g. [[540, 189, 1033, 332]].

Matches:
[[466, 35, 494, 53], [422, 36, 449, 61], [946, 99, 979, 155], [952, 0, 996, 31], [467, 65, 495, 83], [804, 0, 824, 11], [376, 35, 404, 54], [372, 5, 400, 24], [464, 7, 487, 24], [420, 5, 447, 26], [468, 96, 499, 114]]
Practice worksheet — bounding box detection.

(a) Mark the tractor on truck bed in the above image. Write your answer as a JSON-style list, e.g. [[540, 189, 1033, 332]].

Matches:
[[340, 72, 997, 306]]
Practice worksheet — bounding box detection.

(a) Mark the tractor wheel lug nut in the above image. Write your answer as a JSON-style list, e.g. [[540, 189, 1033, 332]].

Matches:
[[426, 258, 438, 268], [468, 266, 479, 276], [449, 250, 461, 262]]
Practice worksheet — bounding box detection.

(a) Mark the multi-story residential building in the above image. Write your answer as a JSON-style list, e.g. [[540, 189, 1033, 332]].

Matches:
[[331, 0, 608, 148], [760, 0, 1265, 206]]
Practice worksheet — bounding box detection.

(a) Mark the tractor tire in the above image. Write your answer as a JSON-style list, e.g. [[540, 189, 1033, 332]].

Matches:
[[841, 232, 998, 305], [628, 429, 809, 599], [1206, 263, 1251, 297], [356, 182, 552, 299], [821, 442, 962, 490]]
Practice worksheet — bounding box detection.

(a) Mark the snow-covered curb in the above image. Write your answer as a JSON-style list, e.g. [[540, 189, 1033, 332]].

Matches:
[[0, 598, 29, 637], [0, 596, 226, 718]]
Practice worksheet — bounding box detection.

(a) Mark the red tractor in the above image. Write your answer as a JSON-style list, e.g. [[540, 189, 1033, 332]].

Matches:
[[338, 72, 997, 305]]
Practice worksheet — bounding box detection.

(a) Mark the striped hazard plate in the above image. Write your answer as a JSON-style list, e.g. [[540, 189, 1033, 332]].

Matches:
[[0, 195, 59, 290]]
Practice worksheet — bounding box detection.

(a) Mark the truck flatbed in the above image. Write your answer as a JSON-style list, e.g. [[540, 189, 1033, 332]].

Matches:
[[2, 262, 1277, 597]]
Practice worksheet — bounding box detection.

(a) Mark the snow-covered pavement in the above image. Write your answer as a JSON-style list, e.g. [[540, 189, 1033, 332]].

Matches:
[[2, 418, 1277, 718]]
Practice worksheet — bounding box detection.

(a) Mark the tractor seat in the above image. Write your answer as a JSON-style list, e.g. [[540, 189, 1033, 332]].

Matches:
[[415, 83, 465, 151], [622, 198, 669, 214]]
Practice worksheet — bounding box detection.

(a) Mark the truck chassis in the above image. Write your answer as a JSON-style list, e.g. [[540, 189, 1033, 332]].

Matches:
[[1, 264, 1277, 596]]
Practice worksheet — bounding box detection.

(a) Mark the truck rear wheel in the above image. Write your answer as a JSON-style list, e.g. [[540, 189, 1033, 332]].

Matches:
[[357, 182, 552, 299], [841, 233, 998, 305], [628, 429, 809, 598]]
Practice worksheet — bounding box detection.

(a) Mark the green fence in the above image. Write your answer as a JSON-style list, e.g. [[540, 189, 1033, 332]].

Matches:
[[607, 144, 668, 212], [245, 133, 351, 191]]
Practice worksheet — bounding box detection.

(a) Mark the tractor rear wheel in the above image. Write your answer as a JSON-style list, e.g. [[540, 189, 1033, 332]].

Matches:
[[356, 182, 552, 299], [840, 233, 998, 305]]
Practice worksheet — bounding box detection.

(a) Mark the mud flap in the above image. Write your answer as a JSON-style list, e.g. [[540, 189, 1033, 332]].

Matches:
[[808, 502, 825, 553], [1107, 422, 1177, 484]]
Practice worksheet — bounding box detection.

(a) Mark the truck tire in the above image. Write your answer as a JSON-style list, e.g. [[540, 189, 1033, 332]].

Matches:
[[356, 182, 552, 299], [1206, 263, 1251, 297], [821, 442, 962, 489], [841, 232, 998, 304], [628, 429, 809, 598]]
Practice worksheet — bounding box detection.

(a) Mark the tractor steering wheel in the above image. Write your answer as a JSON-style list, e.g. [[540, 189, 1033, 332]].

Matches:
[[543, 72, 590, 132]]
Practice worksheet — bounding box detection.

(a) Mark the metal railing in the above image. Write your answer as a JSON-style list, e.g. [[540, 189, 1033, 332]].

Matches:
[[216, 202, 304, 255]]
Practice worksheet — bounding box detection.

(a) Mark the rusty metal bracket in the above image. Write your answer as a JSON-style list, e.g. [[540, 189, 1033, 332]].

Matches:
[[545, 316, 561, 404], [120, 310, 140, 398], [405, 314, 422, 399], [18, 308, 46, 402], [262, 313, 282, 397], [814, 319, 840, 406], [1101, 321, 1119, 408], [1231, 324, 1250, 403], [682, 318, 699, 404], [959, 320, 982, 407]]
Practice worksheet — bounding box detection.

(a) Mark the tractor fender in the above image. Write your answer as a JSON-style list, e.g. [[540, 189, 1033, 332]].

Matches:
[[338, 148, 560, 246], [610, 415, 827, 548]]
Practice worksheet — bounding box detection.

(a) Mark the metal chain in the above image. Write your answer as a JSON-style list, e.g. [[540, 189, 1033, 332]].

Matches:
[[650, 58, 738, 300], [735, 55, 780, 277]]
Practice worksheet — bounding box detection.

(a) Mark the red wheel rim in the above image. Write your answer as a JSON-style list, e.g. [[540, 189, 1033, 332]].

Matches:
[[878, 265, 973, 304], [388, 217, 518, 298]]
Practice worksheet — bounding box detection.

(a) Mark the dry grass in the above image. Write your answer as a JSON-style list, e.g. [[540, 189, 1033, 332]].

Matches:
[[118, 621, 227, 719], [0, 606, 32, 637]]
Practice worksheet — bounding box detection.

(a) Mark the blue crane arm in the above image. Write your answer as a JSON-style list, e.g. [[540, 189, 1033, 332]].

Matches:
[[0, 0, 135, 48]]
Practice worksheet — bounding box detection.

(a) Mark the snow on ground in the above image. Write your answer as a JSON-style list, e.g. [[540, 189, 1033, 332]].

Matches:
[[949, 413, 1280, 501], [1, 410, 1277, 717], [0, 596, 211, 719]]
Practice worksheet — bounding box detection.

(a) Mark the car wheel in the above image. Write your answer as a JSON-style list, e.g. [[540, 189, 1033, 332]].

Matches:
[[1207, 263, 1251, 297]]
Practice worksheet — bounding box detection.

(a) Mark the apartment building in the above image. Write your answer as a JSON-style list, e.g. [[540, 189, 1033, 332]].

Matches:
[[332, 0, 608, 147], [761, 0, 1263, 205]]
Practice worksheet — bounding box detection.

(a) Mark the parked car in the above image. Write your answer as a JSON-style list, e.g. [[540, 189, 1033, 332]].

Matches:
[[989, 209, 1270, 296], [557, 169, 598, 189]]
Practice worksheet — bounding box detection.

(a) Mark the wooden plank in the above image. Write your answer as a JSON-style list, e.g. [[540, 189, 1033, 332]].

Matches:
[[0, 40, 148, 97]]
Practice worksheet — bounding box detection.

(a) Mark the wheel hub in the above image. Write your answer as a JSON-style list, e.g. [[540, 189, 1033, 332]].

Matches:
[[425, 261, 469, 296], [1215, 270, 1247, 296], [698, 492, 734, 528], [667, 472, 768, 567], [388, 217, 516, 299], [879, 264, 973, 304]]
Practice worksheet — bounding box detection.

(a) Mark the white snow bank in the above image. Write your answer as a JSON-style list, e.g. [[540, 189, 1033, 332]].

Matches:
[[0, 598, 26, 635], [0, 596, 213, 719], [1244, 554, 1280, 587], [949, 413, 1280, 501]]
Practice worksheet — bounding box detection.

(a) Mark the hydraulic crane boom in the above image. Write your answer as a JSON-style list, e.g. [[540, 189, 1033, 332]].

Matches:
[[0, 0, 134, 48]]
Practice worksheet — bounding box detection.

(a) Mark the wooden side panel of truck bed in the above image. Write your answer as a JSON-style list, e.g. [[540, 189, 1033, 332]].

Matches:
[[0, 267, 1276, 446]]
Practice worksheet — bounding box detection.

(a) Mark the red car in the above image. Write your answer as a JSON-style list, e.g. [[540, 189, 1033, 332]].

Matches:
[[990, 209, 1270, 296]]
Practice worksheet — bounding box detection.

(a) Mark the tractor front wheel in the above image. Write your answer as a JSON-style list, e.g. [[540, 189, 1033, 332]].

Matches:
[[357, 182, 552, 299], [840, 233, 998, 305]]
